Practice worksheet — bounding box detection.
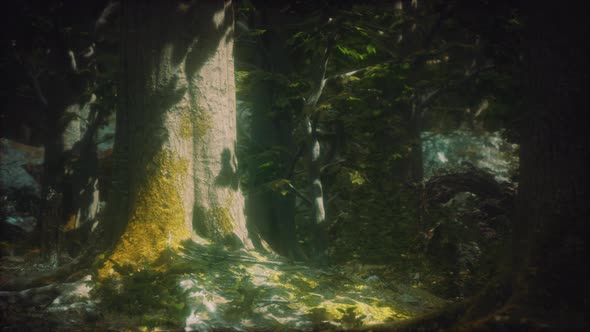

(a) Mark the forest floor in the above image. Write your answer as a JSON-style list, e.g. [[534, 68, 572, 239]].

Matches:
[[0, 241, 447, 331]]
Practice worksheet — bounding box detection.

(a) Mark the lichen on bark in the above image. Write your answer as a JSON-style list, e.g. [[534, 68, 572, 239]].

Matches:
[[193, 107, 213, 139], [179, 107, 212, 140], [98, 149, 191, 278], [179, 109, 194, 139]]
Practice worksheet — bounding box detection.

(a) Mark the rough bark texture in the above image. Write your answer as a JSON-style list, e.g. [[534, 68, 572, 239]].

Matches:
[[454, 2, 589, 330], [101, 0, 251, 277], [508, 0, 588, 325], [189, 2, 251, 249]]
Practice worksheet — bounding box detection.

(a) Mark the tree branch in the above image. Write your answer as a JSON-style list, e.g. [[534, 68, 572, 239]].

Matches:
[[286, 182, 314, 206], [416, 63, 495, 112], [325, 59, 401, 82]]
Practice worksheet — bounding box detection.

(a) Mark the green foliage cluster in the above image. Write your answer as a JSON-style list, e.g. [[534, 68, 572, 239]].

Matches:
[[235, 1, 521, 282]]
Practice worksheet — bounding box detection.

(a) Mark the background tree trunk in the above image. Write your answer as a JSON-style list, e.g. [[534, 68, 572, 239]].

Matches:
[[246, 25, 301, 259]]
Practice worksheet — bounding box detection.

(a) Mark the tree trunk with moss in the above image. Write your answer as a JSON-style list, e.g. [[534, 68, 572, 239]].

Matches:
[[101, 0, 252, 277]]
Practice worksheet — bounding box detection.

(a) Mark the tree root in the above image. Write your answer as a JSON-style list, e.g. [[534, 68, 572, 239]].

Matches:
[[0, 247, 98, 291]]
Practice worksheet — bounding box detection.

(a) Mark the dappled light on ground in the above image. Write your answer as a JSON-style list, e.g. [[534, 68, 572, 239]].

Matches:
[[92, 241, 445, 331]]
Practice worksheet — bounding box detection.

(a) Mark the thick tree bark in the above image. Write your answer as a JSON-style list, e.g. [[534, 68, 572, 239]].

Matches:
[[101, 0, 252, 277], [452, 2, 589, 330], [507, 1, 588, 325]]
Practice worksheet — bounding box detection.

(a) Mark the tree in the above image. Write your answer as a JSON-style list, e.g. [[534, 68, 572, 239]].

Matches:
[[2, 0, 116, 264], [490, 0, 588, 327], [100, 0, 252, 277], [236, 5, 303, 259]]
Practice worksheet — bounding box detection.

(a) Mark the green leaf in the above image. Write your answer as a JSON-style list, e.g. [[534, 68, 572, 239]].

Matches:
[[249, 29, 266, 36], [349, 170, 365, 185], [258, 161, 274, 169], [337, 45, 365, 60]]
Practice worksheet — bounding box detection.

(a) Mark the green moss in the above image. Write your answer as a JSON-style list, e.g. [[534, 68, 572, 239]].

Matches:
[[192, 205, 235, 242], [179, 109, 193, 139], [98, 149, 191, 279], [315, 300, 405, 324], [193, 107, 212, 139], [93, 264, 189, 329], [178, 106, 212, 140]]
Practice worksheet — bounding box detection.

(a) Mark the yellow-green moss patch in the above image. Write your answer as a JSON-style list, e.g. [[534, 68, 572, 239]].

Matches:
[[98, 149, 191, 279], [194, 107, 212, 139], [179, 109, 193, 139], [193, 205, 235, 242]]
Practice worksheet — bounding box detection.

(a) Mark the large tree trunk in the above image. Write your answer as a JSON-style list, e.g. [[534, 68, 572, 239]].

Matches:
[[351, 3, 589, 331], [454, 2, 589, 330], [506, 1, 588, 326], [100, 0, 251, 277]]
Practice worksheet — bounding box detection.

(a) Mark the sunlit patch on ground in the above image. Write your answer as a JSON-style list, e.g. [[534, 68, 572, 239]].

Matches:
[[1, 240, 446, 331], [171, 241, 445, 331]]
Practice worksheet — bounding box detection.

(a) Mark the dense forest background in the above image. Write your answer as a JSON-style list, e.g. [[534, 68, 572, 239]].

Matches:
[[1, 0, 587, 331]]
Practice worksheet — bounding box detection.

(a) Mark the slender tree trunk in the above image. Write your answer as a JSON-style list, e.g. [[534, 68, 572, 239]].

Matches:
[[101, 0, 252, 277], [302, 41, 332, 263], [39, 112, 65, 265], [40, 100, 85, 264]]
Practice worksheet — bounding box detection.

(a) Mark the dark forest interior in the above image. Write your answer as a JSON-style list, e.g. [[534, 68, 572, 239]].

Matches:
[[1, 0, 588, 331]]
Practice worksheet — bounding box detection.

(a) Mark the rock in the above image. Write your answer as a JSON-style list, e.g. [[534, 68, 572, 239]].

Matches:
[[1, 216, 37, 241], [0, 138, 43, 198], [4, 216, 36, 233]]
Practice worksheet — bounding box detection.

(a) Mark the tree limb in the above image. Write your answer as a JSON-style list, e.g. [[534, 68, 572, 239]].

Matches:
[[416, 63, 495, 112]]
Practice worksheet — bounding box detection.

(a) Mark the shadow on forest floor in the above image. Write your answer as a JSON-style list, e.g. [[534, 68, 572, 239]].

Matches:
[[97, 241, 444, 331], [1, 240, 446, 331]]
